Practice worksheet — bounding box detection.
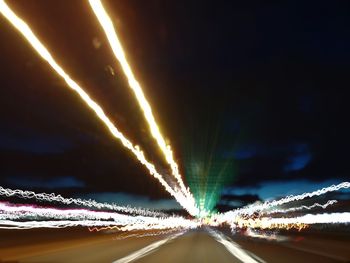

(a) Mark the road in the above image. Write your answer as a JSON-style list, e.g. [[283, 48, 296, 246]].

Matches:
[[0, 228, 349, 263]]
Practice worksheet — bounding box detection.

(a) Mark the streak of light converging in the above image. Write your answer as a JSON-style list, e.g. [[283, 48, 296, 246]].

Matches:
[[244, 228, 289, 242], [88, 0, 192, 201], [232, 212, 350, 231], [222, 181, 350, 218], [0, 219, 195, 231], [0, 0, 198, 216], [113, 229, 181, 240], [87, 216, 200, 232], [0, 202, 154, 222], [0, 186, 166, 217], [264, 200, 338, 215], [0, 202, 199, 231], [0, 220, 120, 230], [269, 212, 350, 225]]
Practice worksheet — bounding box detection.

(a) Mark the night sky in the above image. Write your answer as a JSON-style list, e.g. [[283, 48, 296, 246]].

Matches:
[[1, 0, 350, 210]]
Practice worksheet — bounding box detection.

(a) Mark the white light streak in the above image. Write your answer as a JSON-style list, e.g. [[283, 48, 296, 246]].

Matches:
[[265, 200, 338, 215], [0, 186, 165, 217], [222, 182, 350, 218], [113, 229, 181, 240], [0, 219, 120, 230], [0, 202, 199, 231], [0, 0, 198, 216], [227, 212, 350, 231], [264, 212, 350, 226], [244, 228, 289, 242], [88, 0, 192, 202]]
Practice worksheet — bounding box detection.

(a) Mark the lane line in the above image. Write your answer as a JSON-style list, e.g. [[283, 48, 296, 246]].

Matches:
[[112, 231, 185, 263], [281, 243, 349, 262], [246, 250, 268, 263], [207, 228, 265, 263]]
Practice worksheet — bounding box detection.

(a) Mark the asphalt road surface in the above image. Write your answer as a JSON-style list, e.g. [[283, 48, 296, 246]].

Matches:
[[1, 228, 349, 263]]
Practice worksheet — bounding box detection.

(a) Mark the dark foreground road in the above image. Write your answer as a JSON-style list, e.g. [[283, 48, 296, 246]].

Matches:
[[0, 228, 349, 263]]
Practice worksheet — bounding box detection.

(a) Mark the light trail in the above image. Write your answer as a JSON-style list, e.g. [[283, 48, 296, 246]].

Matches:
[[231, 212, 350, 230], [222, 181, 350, 218], [0, 202, 199, 231], [113, 229, 181, 240], [268, 212, 350, 225], [0, 219, 193, 231], [264, 200, 338, 215], [0, 202, 155, 222], [0, 219, 121, 230], [0, 217, 195, 231], [2, 0, 348, 233], [231, 216, 309, 231], [88, 0, 192, 200], [244, 228, 289, 242], [88, 217, 199, 232], [0, 0, 198, 216], [211, 182, 350, 231], [0, 185, 166, 217]]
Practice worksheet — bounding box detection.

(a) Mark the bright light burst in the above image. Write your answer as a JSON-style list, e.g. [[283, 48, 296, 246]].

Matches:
[[88, 0, 192, 201], [0, 0, 349, 246], [0, 0, 198, 216]]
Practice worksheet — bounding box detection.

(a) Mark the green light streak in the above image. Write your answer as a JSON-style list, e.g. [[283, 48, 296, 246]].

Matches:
[[183, 116, 236, 216], [186, 160, 235, 216]]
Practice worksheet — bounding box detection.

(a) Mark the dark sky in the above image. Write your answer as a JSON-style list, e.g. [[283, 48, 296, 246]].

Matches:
[[1, 0, 350, 210]]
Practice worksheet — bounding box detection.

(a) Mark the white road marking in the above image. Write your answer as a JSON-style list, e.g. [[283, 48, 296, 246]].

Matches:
[[207, 228, 266, 263], [282, 243, 349, 262], [112, 231, 185, 263]]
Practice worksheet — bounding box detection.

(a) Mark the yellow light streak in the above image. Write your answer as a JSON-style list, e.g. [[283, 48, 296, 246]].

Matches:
[[233, 216, 309, 231], [88, 0, 191, 199], [0, 0, 198, 216]]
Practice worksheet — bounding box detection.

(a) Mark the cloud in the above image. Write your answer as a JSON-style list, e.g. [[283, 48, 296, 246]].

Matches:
[[218, 193, 261, 208], [0, 131, 72, 154], [5, 175, 84, 189], [223, 144, 258, 160], [221, 179, 344, 201], [80, 192, 182, 210], [218, 200, 244, 207], [284, 143, 312, 172]]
